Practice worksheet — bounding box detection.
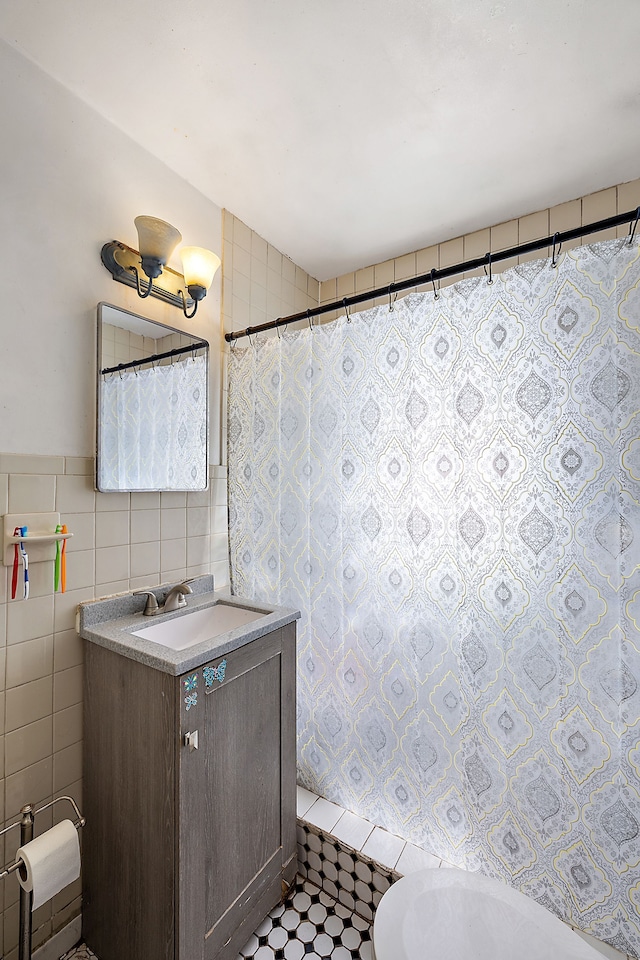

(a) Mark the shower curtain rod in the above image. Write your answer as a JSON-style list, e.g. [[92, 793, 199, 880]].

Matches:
[[225, 206, 640, 343], [101, 340, 208, 376]]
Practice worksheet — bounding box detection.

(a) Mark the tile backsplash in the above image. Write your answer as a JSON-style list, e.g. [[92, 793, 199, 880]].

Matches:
[[0, 453, 229, 959]]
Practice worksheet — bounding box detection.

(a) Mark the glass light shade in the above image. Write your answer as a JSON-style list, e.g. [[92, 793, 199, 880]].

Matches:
[[134, 216, 182, 263], [180, 246, 221, 291]]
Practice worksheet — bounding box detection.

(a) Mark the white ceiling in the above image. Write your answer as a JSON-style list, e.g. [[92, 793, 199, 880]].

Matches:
[[1, 1, 639, 280]]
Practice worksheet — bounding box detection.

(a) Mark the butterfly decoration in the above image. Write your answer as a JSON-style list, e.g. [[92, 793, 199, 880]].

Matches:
[[203, 659, 227, 687], [183, 673, 198, 692], [184, 693, 198, 711]]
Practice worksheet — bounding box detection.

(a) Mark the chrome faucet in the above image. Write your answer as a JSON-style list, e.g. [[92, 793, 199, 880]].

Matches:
[[134, 581, 193, 616], [164, 582, 193, 612]]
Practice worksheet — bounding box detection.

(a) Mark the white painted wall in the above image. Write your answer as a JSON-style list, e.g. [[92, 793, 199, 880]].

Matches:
[[0, 40, 223, 461]]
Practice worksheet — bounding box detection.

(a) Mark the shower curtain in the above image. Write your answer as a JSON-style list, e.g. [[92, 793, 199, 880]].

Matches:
[[228, 238, 640, 955], [99, 355, 207, 490]]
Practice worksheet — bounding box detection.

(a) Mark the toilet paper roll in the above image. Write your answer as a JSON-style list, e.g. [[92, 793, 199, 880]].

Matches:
[[16, 819, 81, 910]]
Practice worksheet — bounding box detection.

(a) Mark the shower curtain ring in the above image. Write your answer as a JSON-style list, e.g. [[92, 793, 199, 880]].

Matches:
[[276, 322, 282, 339], [551, 232, 562, 267], [343, 298, 351, 323], [388, 284, 397, 312], [628, 208, 640, 245], [307, 308, 314, 332], [484, 251, 493, 285], [246, 327, 254, 347], [430, 269, 439, 300]]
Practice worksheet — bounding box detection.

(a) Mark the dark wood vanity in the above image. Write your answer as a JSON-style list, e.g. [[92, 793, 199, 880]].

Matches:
[[80, 587, 297, 960]]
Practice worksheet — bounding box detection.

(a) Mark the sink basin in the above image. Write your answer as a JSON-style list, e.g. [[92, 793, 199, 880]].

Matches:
[[131, 603, 266, 651]]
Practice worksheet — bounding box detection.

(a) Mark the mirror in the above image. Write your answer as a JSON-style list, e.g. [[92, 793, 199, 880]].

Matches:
[[96, 302, 209, 492]]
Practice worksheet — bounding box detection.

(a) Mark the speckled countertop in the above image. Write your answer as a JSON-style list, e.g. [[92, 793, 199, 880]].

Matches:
[[77, 575, 300, 675]]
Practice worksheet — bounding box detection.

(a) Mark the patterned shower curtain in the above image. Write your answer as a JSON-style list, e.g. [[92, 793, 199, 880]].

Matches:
[[99, 355, 207, 490], [228, 238, 640, 955]]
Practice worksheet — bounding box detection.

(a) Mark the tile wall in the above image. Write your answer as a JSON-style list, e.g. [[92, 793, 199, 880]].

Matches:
[[318, 179, 640, 320], [0, 453, 229, 959]]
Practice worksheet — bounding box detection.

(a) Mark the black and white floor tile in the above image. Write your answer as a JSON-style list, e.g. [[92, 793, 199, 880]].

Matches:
[[62, 877, 373, 960]]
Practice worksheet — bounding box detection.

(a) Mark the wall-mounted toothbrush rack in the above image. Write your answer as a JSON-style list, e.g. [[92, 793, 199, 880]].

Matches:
[[2, 513, 73, 566]]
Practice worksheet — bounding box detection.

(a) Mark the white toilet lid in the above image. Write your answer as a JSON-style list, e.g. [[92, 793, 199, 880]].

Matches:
[[373, 868, 604, 960]]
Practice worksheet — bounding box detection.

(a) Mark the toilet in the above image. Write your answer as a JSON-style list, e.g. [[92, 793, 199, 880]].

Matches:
[[372, 868, 604, 960]]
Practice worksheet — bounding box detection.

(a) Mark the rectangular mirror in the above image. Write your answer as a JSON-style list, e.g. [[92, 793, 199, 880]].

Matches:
[[96, 302, 209, 492]]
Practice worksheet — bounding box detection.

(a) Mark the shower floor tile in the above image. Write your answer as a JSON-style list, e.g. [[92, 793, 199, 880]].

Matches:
[[61, 877, 373, 960]]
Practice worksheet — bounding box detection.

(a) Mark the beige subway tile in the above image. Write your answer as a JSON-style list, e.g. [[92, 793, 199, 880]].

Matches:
[[55, 474, 96, 515], [583, 186, 618, 241], [211, 478, 227, 506], [53, 703, 83, 753], [95, 491, 130, 512], [6, 716, 52, 776], [490, 218, 519, 252], [54, 777, 82, 819], [93, 579, 129, 597], [95, 545, 129, 585], [63, 513, 95, 553], [0, 455, 64, 475], [95, 510, 129, 548], [7, 594, 54, 644], [64, 457, 94, 476], [307, 276, 320, 302], [6, 635, 53, 688], [267, 244, 282, 272], [161, 539, 186, 573], [549, 198, 582, 239], [233, 244, 252, 281], [618, 178, 640, 213], [187, 564, 210, 580], [130, 541, 160, 579], [320, 278, 337, 304], [267, 266, 282, 295], [187, 490, 210, 508], [354, 265, 375, 293], [250, 280, 268, 312], [212, 504, 228, 535], [233, 217, 251, 252], [53, 585, 94, 634], [281, 278, 297, 310], [187, 507, 210, 538], [64, 549, 95, 590], [211, 465, 227, 480], [212, 560, 230, 590], [211, 533, 229, 563], [394, 252, 417, 282], [53, 665, 83, 713], [518, 210, 550, 261], [6, 757, 53, 822], [161, 492, 187, 508], [464, 228, 491, 273], [416, 244, 439, 276], [187, 536, 211, 568], [251, 231, 268, 264], [52, 884, 81, 925], [23, 559, 56, 599], [231, 296, 251, 328], [222, 236, 233, 275], [161, 508, 187, 541], [251, 258, 268, 291], [0, 473, 7, 515], [282, 256, 296, 285], [54, 629, 84, 672], [8, 474, 56, 514], [439, 237, 464, 270], [53, 741, 82, 793], [374, 259, 395, 287], [131, 492, 161, 510], [295, 265, 308, 293], [131, 509, 160, 543], [6, 676, 53, 731]]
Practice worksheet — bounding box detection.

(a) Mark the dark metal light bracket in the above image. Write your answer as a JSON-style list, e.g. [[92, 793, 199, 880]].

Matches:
[[101, 240, 194, 311]]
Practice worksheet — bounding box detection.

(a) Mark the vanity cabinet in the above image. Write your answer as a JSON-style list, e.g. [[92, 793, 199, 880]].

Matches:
[[82, 622, 297, 960]]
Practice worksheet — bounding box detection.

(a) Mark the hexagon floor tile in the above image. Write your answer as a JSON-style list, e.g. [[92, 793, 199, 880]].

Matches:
[[62, 877, 373, 960]]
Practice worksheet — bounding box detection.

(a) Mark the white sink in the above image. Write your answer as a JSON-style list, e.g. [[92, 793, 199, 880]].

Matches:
[[131, 603, 266, 651]]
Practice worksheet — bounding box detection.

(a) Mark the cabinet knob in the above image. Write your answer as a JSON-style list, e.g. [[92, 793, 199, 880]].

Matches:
[[184, 730, 199, 751]]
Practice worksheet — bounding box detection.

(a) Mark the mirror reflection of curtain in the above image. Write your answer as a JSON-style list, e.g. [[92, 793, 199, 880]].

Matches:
[[228, 238, 640, 952], [99, 355, 207, 490]]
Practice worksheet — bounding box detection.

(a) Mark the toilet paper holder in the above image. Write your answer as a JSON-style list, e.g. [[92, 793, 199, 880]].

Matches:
[[0, 796, 85, 960]]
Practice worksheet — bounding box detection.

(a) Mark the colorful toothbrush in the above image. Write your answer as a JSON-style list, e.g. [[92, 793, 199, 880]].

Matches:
[[60, 523, 67, 593], [19, 526, 29, 600], [54, 523, 62, 592], [11, 526, 20, 600]]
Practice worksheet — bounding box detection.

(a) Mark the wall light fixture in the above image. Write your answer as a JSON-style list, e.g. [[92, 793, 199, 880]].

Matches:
[[101, 216, 221, 318]]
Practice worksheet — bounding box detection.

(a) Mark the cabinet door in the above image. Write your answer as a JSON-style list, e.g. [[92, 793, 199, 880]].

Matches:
[[178, 630, 284, 960]]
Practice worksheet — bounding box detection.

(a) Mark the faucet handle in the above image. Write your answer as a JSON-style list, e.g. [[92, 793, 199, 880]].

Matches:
[[133, 590, 160, 616]]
